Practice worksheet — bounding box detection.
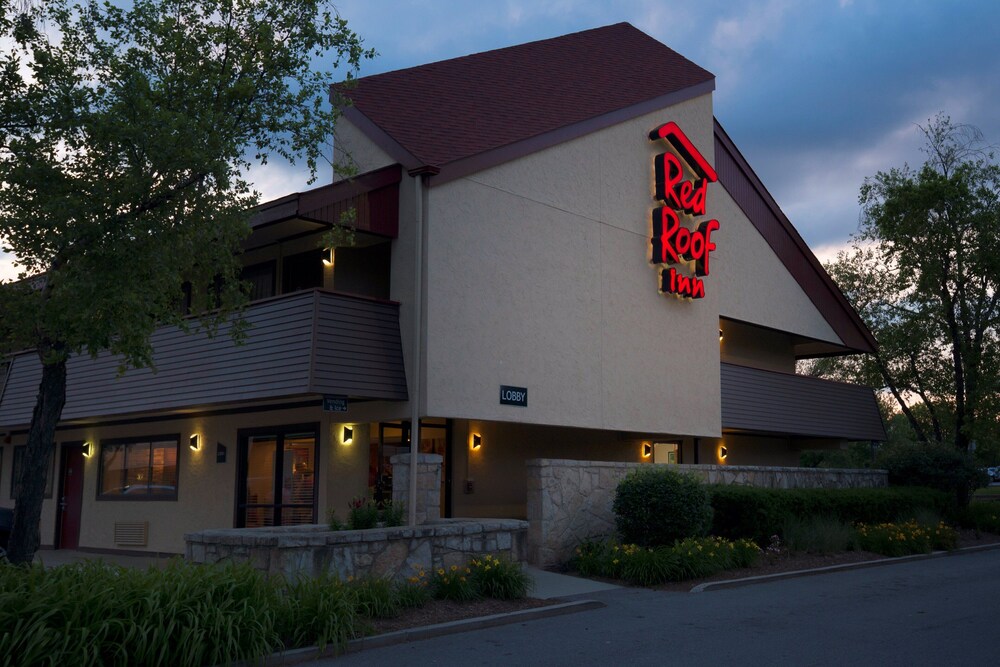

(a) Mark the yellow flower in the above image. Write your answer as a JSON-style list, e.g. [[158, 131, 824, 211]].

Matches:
[[451, 565, 458, 572], [346, 576, 354, 582], [484, 565, 491, 571], [612, 559, 619, 565], [460, 576, 467, 582], [419, 570, 425, 577], [438, 568, 445, 576]]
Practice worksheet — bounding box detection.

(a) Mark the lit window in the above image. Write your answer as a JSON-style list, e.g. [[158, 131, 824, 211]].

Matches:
[[98, 436, 179, 500]]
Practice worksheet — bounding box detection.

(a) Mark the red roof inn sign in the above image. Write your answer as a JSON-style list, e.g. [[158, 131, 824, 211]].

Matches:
[[648, 122, 720, 300]]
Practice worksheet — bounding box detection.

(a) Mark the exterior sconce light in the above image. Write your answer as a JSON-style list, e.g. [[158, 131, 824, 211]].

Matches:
[[719, 329, 724, 341], [343, 426, 353, 444], [322, 247, 335, 267], [471, 433, 482, 450], [718, 444, 728, 461], [642, 443, 652, 458], [82, 441, 93, 458], [189, 434, 200, 451]]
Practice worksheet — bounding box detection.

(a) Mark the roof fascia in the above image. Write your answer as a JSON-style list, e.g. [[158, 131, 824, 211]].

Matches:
[[713, 118, 877, 354], [341, 106, 423, 171], [427, 79, 716, 187]]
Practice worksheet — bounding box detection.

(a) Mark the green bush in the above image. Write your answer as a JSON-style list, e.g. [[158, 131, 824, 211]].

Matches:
[[379, 499, 406, 527], [709, 486, 954, 543], [954, 502, 1000, 534], [613, 467, 713, 546], [281, 571, 358, 652], [877, 441, 988, 499], [781, 516, 859, 554]]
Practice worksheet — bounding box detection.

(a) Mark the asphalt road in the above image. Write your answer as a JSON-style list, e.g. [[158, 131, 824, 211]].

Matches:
[[320, 548, 1000, 666]]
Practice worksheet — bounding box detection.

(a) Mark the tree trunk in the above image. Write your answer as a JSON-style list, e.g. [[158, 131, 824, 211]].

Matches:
[[7, 356, 67, 565]]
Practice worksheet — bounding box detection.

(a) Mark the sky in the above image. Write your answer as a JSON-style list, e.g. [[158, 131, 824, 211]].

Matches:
[[2, 0, 999, 280]]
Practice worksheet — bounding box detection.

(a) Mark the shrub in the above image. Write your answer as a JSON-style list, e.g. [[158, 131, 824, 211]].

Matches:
[[468, 555, 532, 600], [954, 502, 1000, 534], [877, 441, 987, 500], [781, 516, 858, 554], [709, 486, 954, 543], [613, 467, 713, 546], [347, 577, 400, 619]]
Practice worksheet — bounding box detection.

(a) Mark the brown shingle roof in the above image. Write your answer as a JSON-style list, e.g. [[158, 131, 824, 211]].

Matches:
[[339, 23, 714, 173]]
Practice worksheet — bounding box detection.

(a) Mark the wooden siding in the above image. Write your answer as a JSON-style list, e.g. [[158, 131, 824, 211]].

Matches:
[[721, 363, 886, 441], [0, 290, 407, 428]]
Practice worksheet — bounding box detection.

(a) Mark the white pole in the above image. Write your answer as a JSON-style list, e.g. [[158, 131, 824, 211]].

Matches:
[[408, 172, 425, 526]]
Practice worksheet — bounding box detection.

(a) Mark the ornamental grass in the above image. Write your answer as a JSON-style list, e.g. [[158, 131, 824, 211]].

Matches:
[[0, 552, 530, 667]]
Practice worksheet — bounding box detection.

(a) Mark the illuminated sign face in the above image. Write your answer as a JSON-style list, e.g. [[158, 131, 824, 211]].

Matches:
[[648, 122, 720, 300]]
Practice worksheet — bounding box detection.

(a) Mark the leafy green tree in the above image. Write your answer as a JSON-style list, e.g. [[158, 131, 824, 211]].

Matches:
[[0, 0, 372, 564], [809, 115, 1000, 491]]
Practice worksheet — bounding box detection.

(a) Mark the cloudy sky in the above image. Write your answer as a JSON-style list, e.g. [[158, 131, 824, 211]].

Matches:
[[2, 0, 998, 280]]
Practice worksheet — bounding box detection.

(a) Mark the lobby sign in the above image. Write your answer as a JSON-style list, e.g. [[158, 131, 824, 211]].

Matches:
[[499, 385, 528, 407], [648, 122, 720, 299]]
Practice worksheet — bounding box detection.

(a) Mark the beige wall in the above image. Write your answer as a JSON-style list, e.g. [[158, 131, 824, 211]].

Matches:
[[1, 405, 370, 554], [423, 95, 723, 437], [712, 186, 842, 345], [333, 119, 397, 176]]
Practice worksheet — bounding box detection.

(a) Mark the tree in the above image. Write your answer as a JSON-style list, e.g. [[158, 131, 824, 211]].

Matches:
[[0, 0, 373, 564], [810, 115, 1000, 473]]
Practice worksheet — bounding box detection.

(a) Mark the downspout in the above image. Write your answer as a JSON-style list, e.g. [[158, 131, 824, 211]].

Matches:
[[407, 166, 438, 526]]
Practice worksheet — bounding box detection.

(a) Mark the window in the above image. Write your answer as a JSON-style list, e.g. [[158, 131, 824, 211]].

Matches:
[[653, 441, 681, 465], [98, 436, 179, 500], [10, 445, 55, 500]]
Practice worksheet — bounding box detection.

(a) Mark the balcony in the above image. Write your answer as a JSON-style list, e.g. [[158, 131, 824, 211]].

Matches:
[[0, 290, 407, 428], [721, 363, 886, 441]]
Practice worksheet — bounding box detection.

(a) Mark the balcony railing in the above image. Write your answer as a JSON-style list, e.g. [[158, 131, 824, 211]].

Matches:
[[0, 289, 407, 427]]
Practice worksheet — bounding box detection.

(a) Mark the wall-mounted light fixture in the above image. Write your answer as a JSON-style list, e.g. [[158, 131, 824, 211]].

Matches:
[[471, 433, 482, 450], [718, 444, 728, 461], [343, 426, 354, 444], [322, 247, 335, 267], [189, 434, 200, 451], [82, 441, 93, 458], [642, 442, 652, 458], [719, 328, 724, 341]]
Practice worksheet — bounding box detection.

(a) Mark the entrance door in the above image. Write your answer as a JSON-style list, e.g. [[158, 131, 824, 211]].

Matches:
[[55, 443, 85, 549], [236, 424, 319, 528]]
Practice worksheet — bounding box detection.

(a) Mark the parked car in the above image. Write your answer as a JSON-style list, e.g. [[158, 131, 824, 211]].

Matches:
[[988, 467, 1000, 483]]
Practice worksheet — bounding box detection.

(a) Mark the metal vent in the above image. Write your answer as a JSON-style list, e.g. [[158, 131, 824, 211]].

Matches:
[[113, 521, 148, 547]]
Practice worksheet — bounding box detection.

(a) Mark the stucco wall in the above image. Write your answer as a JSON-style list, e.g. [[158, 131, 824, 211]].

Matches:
[[423, 95, 724, 437], [2, 405, 371, 554], [712, 184, 841, 344]]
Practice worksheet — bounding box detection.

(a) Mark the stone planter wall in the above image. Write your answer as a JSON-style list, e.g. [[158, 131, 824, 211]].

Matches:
[[391, 452, 442, 525], [526, 458, 888, 567], [185, 519, 527, 581]]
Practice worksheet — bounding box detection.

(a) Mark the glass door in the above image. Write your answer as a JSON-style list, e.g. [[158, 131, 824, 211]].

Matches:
[[237, 424, 318, 528]]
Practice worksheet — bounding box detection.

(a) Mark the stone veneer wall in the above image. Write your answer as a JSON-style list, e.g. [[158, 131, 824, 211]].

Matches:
[[391, 452, 442, 525], [526, 459, 888, 566], [185, 519, 527, 581]]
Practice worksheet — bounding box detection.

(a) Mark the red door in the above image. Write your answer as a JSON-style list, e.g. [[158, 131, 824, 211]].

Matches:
[[56, 444, 85, 549]]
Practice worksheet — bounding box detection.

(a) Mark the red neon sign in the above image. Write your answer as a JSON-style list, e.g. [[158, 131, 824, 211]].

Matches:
[[648, 122, 720, 300]]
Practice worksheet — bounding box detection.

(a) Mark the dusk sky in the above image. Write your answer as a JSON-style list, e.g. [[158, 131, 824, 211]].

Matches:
[[2, 0, 998, 280]]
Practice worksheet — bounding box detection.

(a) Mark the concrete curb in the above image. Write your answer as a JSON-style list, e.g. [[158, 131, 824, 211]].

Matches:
[[261, 599, 605, 665], [690, 541, 1000, 593]]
